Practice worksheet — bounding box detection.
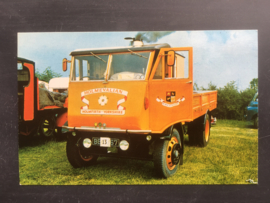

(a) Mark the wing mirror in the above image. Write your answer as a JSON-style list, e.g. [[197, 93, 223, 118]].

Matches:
[[167, 50, 175, 66], [62, 58, 71, 72]]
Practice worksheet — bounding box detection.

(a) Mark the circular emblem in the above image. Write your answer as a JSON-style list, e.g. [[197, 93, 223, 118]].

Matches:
[[98, 95, 108, 106]]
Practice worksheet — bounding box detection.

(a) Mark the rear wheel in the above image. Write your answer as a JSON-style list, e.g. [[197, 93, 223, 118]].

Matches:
[[188, 113, 210, 147], [66, 136, 98, 168], [201, 114, 210, 147], [154, 128, 182, 178]]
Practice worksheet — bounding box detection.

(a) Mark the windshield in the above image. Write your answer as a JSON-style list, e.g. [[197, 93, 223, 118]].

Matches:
[[70, 51, 151, 81], [71, 55, 109, 81], [109, 51, 150, 80]]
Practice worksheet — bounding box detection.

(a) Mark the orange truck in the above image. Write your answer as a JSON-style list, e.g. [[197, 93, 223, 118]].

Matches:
[[18, 57, 67, 138], [62, 39, 217, 178]]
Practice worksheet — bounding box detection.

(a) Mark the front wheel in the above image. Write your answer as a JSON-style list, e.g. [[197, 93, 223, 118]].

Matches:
[[66, 136, 98, 168], [153, 128, 182, 178]]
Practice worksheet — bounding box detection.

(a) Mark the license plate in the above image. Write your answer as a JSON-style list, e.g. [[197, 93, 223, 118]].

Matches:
[[100, 137, 111, 147], [92, 137, 119, 147]]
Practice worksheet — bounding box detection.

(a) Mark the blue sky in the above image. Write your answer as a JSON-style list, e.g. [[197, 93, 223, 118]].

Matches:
[[18, 30, 258, 90]]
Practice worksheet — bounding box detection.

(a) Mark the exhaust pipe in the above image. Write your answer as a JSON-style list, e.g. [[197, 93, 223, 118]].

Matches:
[[124, 37, 144, 47]]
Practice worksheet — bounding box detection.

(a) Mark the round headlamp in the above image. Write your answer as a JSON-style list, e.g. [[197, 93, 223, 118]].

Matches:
[[119, 140, 129, 151], [83, 138, 92, 148]]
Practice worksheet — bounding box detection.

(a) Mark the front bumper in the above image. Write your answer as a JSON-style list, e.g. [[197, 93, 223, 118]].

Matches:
[[62, 125, 152, 134], [67, 129, 155, 160]]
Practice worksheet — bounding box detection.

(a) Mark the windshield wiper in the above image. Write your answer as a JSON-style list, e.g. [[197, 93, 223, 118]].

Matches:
[[90, 52, 107, 63], [127, 49, 148, 59]]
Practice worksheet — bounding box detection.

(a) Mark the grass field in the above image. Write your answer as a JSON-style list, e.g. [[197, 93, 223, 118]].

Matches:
[[19, 120, 258, 185]]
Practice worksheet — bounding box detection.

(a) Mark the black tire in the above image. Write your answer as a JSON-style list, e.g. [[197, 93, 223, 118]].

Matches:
[[38, 115, 56, 137], [153, 128, 182, 178], [188, 113, 210, 147], [66, 136, 98, 168], [254, 116, 258, 129]]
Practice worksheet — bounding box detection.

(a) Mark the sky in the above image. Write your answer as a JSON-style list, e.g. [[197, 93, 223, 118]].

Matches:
[[18, 30, 258, 90]]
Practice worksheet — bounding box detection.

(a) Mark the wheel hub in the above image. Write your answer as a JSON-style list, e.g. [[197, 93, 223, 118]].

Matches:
[[166, 137, 181, 170], [171, 144, 181, 165]]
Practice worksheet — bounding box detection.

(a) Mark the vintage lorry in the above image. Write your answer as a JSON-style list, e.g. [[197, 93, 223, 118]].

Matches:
[[17, 57, 68, 138], [62, 39, 217, 178]]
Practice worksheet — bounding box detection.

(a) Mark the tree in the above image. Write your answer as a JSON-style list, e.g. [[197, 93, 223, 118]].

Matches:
[[193, 82, 199, 91], [35, 67, 62, 83], [215, 81, 242, 119], [249, 78, 258, 91], [207, 82, 217, 90]]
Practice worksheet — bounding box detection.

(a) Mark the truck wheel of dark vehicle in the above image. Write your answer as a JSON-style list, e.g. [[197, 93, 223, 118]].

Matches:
[[153, 128, 182, 178], [38, 115, 56, 137], [66, 136, 98, 168]]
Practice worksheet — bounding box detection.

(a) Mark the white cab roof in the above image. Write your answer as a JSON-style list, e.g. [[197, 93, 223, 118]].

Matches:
[[49, 77, 69, 89]]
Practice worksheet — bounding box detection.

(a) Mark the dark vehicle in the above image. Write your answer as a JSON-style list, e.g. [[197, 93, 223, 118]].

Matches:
[[245, 92, 258, 128]]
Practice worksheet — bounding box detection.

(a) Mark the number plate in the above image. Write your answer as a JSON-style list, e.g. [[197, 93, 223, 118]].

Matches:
[[92, 137, 119, 147], [100, 137, 111, 147]]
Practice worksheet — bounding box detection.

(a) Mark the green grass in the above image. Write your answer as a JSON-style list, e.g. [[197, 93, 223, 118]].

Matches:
[[19, 120, 258, 185]]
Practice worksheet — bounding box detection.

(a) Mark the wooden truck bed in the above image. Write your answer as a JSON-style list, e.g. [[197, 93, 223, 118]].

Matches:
[[192, 90, 217, 120]]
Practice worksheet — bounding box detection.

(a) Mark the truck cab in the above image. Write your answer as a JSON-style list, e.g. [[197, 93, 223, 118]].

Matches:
[[63, 40, 217, 178]]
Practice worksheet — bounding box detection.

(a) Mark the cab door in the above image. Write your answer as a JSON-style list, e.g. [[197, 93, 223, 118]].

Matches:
[[148, 47, 193, 133]]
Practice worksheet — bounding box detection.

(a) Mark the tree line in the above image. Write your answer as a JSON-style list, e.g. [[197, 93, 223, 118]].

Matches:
[[195, 78, 258, 120]]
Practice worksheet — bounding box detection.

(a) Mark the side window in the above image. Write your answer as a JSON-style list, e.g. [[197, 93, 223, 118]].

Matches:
[[83, 60, 89, 78], [74, 59, 81, 81], [165, 51, 189, 79], [153, 58, 162, 79], [72, 55, 108, 81]]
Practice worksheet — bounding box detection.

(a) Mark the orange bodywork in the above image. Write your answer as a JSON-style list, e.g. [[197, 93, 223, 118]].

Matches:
[[23, 63, 34, 121], [67, 47, 217, 134], [192, 91, 217, 120], [68, 81, 149, 130]]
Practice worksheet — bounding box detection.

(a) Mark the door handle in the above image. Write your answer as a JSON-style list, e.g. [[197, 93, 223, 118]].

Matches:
[[186, 81, 192, 84]]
